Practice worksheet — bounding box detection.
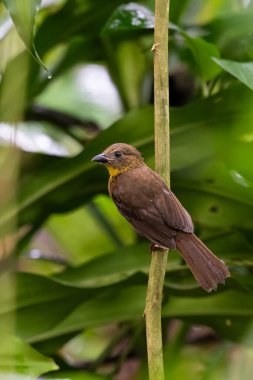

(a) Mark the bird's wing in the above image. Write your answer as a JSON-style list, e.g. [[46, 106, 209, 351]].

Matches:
[[153, 183, 194, 233], [112, 193, 177, 248]]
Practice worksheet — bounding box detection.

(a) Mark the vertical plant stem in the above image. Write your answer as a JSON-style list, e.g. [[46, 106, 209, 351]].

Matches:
[[154, 1, 170, 184], [145, 0, 170, 379]]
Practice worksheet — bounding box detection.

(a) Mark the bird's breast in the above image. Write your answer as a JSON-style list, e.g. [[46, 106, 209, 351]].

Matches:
[[108, 174, 120, 198], [108, 171, 131, 203]]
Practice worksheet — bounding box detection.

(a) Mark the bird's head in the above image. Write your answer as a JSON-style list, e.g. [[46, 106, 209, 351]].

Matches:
[[91, 143, 144, 177]]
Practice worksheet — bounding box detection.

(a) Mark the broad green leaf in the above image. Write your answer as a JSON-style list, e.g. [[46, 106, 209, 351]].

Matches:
[[184, 35, 221, 80], [0, 21, 26, 72], [94, 194, 136, 245], [103, 39, 149, 110], [0, 333, 58, 376], [207, 10, 253, 60], [163, 291, 253, 317], [168, 22, 222, 82], [0, 268, 251, 345], [29, 0, 131, 94], [2, 0, 48, 73], [2, 0, 41, 47], [174, 146, 253, 231], [0, 272, 146, 344], [170, 0, 189, 23], [46, 195, 136, 266], [213, 58, 253, 90], [176, 187, 253, 230], [0, 294, 95, 344], [11, 282, 253, 344], [0, 272, 85, 314], [203, 230, 253, 265], [3, 282, 146, 343], [170, 23, 221, 80], [46, 204, 122, 266], [38, 285, 146, 341], [179, 0, 241, 25], [34, 0, 133, 56], [102, 2, 154, 35], [53, 243, 151, 287], [0, 52, 30, 122], [0, 273, 93, 344]]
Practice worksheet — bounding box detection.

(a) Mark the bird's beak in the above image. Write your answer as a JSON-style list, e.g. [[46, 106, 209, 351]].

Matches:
[[91, 153, 108, 164]]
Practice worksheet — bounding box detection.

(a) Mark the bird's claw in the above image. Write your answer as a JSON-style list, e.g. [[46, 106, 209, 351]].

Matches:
[[149, 243, 167, 254]]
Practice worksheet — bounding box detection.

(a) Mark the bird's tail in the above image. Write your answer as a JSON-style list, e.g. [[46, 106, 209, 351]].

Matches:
[[175, 232, 230, 292]]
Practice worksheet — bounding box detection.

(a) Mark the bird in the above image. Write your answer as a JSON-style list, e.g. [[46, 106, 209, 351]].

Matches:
[[92, 143, 230, 292]]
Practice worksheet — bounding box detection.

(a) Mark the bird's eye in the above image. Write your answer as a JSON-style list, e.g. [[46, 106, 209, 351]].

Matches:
[[114, 151, 122, 158]]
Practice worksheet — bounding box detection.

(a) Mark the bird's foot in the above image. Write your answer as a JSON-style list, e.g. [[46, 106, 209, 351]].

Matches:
[[149, 243, 167, 254]]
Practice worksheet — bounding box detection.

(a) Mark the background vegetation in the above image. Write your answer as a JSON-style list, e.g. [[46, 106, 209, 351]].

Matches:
[[1, 0, 253, 379]]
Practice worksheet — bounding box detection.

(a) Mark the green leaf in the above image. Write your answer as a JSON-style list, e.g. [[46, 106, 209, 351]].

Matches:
[[53, 243, 150, 287], [0, 270, 146, 343], [103, 39, 149, 110], [206, 10, 253, 61], [46, 204, 122, 266], [2, 0, 49, 73], [34, 0, 132, 56], [169, 23, 221, 80], [175, 184, 253, 230], [40, 285, 146, 341], [0, 272, 94, 343], [102, 2, 154, 35], [102, 5, 154, 110], [2, 0, 41, 47], [163, 291, 253, 318], [0, 272, 85, 314], [0, 51, 30, 122], [185, 36, 221, 81], [170, 24, 221, 81], [213, 58, 253, 90], [170, 0, 189, 23], [0, 333, 58, 376], [0, 19, 26, 73], [10, 282, 146, 343]]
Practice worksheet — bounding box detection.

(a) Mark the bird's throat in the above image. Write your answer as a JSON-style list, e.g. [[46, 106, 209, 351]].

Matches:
[[107, 165, 128, 178]]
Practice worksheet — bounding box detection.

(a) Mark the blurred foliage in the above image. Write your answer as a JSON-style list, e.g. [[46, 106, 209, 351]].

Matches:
[[1, 0, 253, 379]]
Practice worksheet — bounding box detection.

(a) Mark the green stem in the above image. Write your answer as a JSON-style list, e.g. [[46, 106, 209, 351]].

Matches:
[[145, 0, 170, 379]]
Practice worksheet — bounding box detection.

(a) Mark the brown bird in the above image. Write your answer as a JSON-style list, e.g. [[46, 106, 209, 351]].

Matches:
[[92, 143, 230, 292]]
